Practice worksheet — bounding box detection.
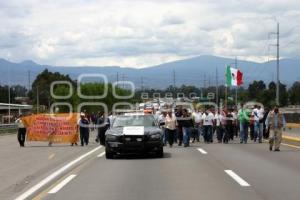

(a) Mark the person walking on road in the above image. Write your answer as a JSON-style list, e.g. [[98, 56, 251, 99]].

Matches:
[[232, 108, 238, 138], [15, 114, 26, 147], [226, 108, 234, 142], [215, 110, 224, 143], [96, 112, 110, 146], [238, 103, 250, 144], [165, 110, 177, 147], [266, 106, 286, 151], [175, 107, 184, 146], [192, 109, 202, 143], [158, 111, 167, 146], [78, 112, 90, 146], [253, 105, 264, 143], [202, 109, 215, 143], [182, 109, 193, 147]]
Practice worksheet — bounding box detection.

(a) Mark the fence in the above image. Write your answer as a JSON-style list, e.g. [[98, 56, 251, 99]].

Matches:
[[0, 124, 18, 135]]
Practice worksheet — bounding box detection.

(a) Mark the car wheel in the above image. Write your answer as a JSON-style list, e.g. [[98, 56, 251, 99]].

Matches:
[[105, 148, 114, 159], [156, 147, 164, 158]]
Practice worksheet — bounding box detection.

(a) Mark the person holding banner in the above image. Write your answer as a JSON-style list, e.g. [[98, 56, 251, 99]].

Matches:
[[78, 112, 90, 146]]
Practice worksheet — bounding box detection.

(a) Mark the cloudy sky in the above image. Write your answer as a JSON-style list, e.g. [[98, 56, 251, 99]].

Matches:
[[0, 0, 300, 68]]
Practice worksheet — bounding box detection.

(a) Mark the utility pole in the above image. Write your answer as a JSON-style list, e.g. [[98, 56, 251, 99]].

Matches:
[[172, 70, 176, 98], [276, 22, 280, 106], [8, 68, 11, 123], [28, 70, 31, 93], [8, 83, 11, 123], [36, 86, 39, 113], [173, 70, 176, 88], [269, 22, 280, 106], [121, 74, 126, 88], [116, 72, 119, 83], [216, 67, 219, 107], [141, 76, 144, 91]]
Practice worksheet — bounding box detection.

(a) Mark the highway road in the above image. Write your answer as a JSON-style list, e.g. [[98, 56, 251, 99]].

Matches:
[[3, 134, 298, 200]]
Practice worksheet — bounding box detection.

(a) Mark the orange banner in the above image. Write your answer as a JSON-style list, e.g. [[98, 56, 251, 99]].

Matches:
[[22, 113, 79, 143]]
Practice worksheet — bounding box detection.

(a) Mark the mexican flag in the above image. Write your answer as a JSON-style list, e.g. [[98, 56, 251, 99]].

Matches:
[[226, 65, 243, 86]]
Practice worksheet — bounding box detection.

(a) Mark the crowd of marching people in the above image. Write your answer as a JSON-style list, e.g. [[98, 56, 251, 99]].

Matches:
[[75, 111, 112, 146], [15, 102, 286, 152], [158, 104, 286, 151]]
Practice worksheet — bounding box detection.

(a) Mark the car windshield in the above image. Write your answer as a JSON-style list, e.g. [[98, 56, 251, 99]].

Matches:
[[113, 115, 156, 127]]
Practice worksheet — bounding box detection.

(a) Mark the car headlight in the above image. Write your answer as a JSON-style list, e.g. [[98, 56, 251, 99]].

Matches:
[[106, 135, 118, 141], [150, 133, 161, 140]]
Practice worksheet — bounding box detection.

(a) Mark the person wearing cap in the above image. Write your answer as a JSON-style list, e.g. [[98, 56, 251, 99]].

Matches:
[[265, 106, 286, 151], [15, 114, 26, 147], [78, 112, 90, 146]]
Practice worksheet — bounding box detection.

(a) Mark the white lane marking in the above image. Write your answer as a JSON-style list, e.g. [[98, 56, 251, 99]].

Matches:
[[225, 170, 250, 187], [48, 175, 76, 194], [282, 143, 300, 149], [197, 148, 207, 154], [97, 152, 105, 157], [15, 146, 102, 200]]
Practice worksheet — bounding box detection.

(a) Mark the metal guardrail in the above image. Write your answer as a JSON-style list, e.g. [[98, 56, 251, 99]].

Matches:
[[0, 124, 18, 134]]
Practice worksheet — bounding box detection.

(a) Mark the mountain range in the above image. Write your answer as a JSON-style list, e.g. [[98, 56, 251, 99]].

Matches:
[[0, 55, 299, 89]]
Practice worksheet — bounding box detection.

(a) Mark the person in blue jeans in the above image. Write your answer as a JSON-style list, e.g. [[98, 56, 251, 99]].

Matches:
[[181, 109, 194, 147], [238, 104, 250, 144], [158, 111, 167, 145], [202, 109, 215, 143]]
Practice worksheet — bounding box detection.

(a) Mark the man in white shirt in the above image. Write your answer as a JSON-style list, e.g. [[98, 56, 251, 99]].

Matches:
[[192, 109, 202, 142], [202, 109, 215, 143], [252, 105, 264, 143], [15, 114, 26, 147]]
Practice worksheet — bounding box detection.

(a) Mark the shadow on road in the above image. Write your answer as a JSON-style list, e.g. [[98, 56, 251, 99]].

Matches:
[[112, 152, 172, 160]]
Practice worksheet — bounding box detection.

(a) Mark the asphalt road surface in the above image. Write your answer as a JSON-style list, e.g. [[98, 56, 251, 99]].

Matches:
[[6, 137, 299, 200]]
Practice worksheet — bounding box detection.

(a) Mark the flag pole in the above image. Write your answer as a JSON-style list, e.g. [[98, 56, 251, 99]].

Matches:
[[235, 86, 238, 108], [225, 65, 228, 110], [235, 57, 238, 109], [225, 85, 228, 109]]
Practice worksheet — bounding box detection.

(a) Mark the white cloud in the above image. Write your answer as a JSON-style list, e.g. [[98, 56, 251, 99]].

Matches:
[[0, 0, 300, 67]]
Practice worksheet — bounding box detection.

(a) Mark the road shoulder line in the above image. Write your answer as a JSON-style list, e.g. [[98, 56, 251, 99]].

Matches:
[[48, 174, 76, 194], [14, 146, 102, 200]]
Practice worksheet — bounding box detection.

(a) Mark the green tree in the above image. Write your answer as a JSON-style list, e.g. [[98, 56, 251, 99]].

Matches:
[[53, 82, 134, 113], [289, 81, 300, 105], [0, 85, 28, 103], [30, 69, 74, 108], [248, 80, 266, 100]]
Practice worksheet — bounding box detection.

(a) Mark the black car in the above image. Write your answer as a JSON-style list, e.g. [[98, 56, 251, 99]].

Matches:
[[105, 114, 164, 159]]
